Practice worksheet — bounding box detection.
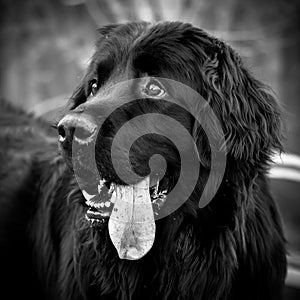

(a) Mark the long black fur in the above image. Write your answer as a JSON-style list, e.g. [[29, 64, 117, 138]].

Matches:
[[0, 21, 286, 300]]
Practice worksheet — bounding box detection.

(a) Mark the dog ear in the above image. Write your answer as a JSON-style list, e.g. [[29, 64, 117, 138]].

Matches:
[[200, 40, 283, 168]]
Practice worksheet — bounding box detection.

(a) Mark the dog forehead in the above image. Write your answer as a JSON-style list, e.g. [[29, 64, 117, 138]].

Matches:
[[93, 22, 149, 60], [93, 21, 206, 62], [88, 21, 218, 95]]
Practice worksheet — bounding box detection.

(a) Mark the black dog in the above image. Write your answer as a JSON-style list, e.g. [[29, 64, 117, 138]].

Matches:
[[0, 21, 286, 300]]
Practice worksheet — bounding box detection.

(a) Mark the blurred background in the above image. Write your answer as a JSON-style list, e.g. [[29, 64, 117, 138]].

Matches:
[[0, 0, 299, 297]]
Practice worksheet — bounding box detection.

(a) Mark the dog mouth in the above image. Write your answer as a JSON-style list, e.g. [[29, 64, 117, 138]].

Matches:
[[81, 173, 170, 260], [83, 174, 169, 220]]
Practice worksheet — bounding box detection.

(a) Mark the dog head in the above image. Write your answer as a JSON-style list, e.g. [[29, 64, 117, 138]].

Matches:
[[57, 21, 283, 260]]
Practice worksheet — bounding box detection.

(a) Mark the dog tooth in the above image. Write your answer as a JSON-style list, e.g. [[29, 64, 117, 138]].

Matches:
[[108, 183, 115, 194], [110, 195, 115, 203], [98, 179, 106, 193], [152, 178, 159, 198], [105, 201, 111, 207], [82, 190, 96, 201], [100, 202, 104, 208], [99, 211, 110, 217], [95, 202, 102, 209]]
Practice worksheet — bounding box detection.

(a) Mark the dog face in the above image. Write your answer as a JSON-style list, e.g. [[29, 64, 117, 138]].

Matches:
[[57, 21, 283, 260]]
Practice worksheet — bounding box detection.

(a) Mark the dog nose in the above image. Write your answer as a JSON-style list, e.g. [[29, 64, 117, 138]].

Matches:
[[57, 114, 97, 147]]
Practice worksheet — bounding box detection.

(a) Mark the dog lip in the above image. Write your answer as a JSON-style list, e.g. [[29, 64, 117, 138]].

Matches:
[[74, 129, 97, 145], [86, 208, 110, 219]]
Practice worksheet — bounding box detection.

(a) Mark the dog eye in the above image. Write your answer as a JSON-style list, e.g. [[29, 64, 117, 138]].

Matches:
[[143, 80, 166, 98], [89, 80, 98, 97]]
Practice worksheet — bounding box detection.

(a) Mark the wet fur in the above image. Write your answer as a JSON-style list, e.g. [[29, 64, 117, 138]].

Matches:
[[0, 21, 286, 300]]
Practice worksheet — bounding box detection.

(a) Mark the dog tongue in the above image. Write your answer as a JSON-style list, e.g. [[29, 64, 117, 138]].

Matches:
[[108, 176, 156, 260]]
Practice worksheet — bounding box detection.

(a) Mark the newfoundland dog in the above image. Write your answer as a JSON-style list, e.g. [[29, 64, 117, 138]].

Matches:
[[0, 21, 286, 300]]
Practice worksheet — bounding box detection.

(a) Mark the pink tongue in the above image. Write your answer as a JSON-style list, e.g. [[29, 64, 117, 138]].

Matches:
[[108, 176, 156, 260]]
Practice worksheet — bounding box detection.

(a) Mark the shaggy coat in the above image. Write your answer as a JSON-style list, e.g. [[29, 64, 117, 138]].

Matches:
[[0, 21, 286, 300]]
